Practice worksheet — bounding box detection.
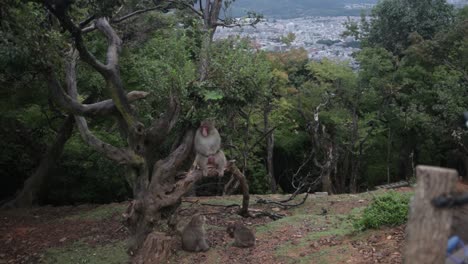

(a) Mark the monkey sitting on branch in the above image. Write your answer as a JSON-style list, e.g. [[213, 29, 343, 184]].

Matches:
[[181, 214, 210, 252], [226, 223, 256, 248], [193, 119, 227, 177]]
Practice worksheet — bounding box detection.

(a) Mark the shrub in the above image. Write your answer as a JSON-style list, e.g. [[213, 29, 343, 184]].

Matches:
[[354, 191, 412, 231]]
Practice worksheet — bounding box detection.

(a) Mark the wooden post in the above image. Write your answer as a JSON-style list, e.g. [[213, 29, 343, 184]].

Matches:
[[404, 166, 458, 264]]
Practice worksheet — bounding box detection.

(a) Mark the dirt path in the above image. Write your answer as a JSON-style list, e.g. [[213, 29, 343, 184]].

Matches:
[[0, 191, 412, 264]]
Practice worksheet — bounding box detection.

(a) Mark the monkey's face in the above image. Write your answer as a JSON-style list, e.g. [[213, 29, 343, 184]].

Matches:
[[192, 214, 206, 225], [200, 120, 214, 137]]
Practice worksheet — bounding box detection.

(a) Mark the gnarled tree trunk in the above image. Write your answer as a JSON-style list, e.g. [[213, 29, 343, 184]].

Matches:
[[124, 155, 250, 263], [42, 3, 252, 263], [264, 102, 277, 193]]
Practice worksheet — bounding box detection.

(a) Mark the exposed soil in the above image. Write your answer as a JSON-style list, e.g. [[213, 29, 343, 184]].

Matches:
[[0, 204, 129, 264], [0, 186, 448, 264], [169, 193, 405, 264]]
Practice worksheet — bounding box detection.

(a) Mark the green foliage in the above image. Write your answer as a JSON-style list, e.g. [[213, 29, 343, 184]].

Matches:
[[123, 29, 196, 96], [42, 240, 129, 264], [44, 134, 130, 205], [66, 204, 127, 221], [248, 162, 270, 194], [2, 0, 468, 203], [354, 191, 412, 231], [366, 0, 455, 55], [0, 116, 46, 199], [280, 32, 296, 46]]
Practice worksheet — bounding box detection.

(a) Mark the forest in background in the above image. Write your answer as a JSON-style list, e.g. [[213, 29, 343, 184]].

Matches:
[[1, 0, 467, 207]]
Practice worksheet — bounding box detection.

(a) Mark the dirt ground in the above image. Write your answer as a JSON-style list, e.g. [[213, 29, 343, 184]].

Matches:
[[0, 185, 454, 264], [0, 204, 129, 264], [168, 199, 406, 264]]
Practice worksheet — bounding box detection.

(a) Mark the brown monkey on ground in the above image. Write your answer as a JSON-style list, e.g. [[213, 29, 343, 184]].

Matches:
[[226, 223, 256, 248], [181, 214, 210, 252], [193, 119, 226, 176]]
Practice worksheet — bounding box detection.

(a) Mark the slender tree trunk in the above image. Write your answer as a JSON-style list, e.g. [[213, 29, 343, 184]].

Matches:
[[198, 0, 220, 81], [9, 116, 74, 207], [350, 158, 360, 193], [242, 111, 251, 176], [321, 143, 335, 194], [349, 109, 359, 193], [198, 32, 214, 81], [337, 152, 349, 193], [264, 103, 276, 193], [397, 135, 415, 181], [387, 127, 392, 184]]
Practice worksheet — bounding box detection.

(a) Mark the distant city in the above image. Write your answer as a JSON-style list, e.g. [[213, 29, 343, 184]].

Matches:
[[215, 0, 468, 66], [215, 17, 361, 67], [448, 0, 468, 7]]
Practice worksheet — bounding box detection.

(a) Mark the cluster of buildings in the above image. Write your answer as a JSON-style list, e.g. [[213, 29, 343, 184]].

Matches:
[[214, 16, 361, 67], [447, 0, 468, 7], [344, 3, 375, 9], [214, 0, 467, 67]]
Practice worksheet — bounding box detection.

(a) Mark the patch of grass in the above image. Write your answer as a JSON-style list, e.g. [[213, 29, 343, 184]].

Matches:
[[256, 214, 323, 234], [273, 213, 355, 261], [307, 215, 354, 240], [42, 240, 129, 264], [196, 197, 243, 206], [65, 203, 127, 221], [353, 191, 412, 231], [305, 245, 350, 264]]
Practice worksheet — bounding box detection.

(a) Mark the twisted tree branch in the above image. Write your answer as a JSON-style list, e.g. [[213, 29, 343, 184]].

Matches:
[[65, 50, 142, 165]]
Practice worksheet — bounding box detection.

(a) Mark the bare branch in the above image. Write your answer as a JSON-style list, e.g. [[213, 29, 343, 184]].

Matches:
[[44, 4, 138, 128], [257, 192, 310, 209], [215, 16, 262, 28], [199, 0, 204, 14], [147, 94, 181, 143], [150, 129, 195, 185], [47, 69, 149, 116], [79, 15, 96, 28], [93, 18, 138, 128], [43, 2, 107, 73], [95, 18, 122, 69], [210, 0, 223, 26], [65, 50, 142, 165], [111, 7, 161, 23], [214, 22, 242, 28], [157, 161, 250, 216], [247, 126, 278, 153], [167, 0, 203, 17], [82, 4, 162, 33], [203, 0, 210, 27], [74, 116, 143, 165]]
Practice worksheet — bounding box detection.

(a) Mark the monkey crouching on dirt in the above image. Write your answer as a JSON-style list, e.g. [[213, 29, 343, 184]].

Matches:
[[181, 214, 210, 252], [226, 223, 256, 248]]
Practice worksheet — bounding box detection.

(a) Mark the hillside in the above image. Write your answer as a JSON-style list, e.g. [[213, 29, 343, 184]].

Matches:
[[0, 190, 410, 264]]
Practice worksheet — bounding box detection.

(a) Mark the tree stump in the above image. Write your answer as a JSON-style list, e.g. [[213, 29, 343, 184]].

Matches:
[[132, 232, 175, 264], [404, 165, 458, 264]]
